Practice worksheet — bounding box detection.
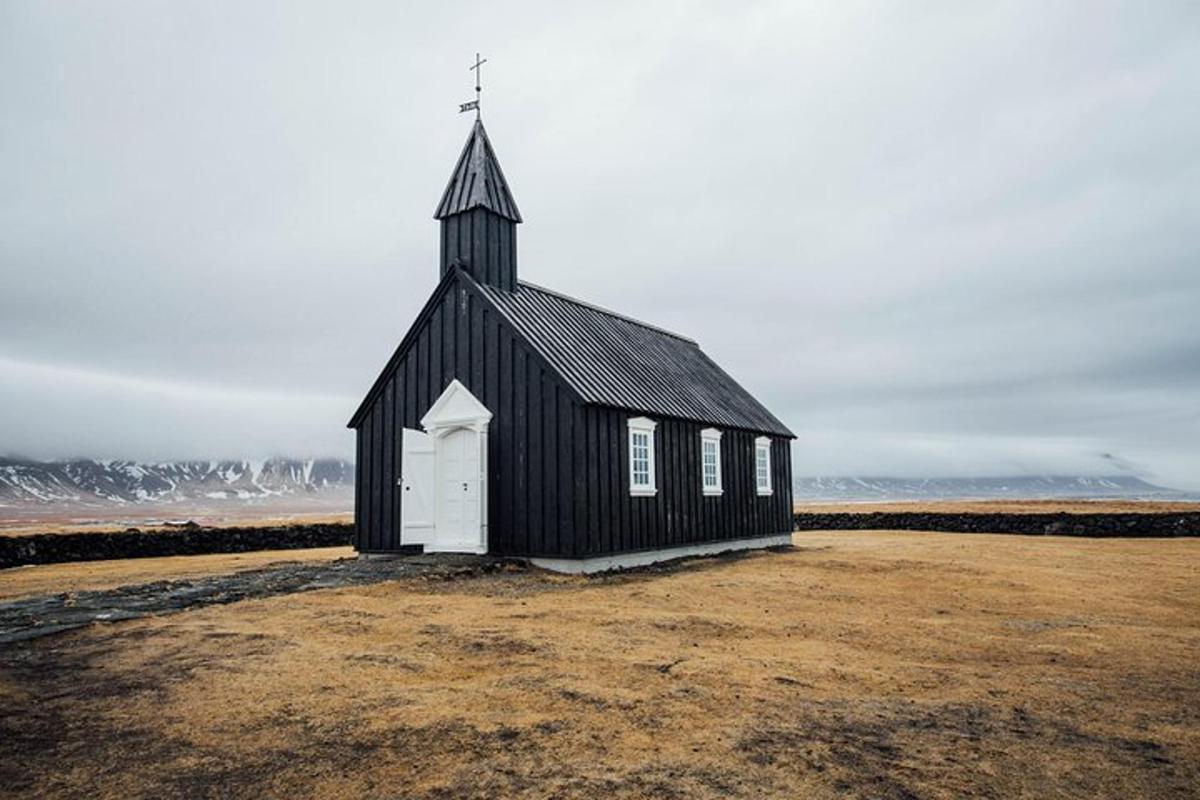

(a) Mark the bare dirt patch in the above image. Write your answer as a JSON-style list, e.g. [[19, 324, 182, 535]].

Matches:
[[2, 532, 1198, 799], [0, 547, 353, 601], [0, 553, 519, 643]]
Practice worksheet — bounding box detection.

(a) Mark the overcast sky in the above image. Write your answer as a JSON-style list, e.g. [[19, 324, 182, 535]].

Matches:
[[2, 1, 1198, 488]]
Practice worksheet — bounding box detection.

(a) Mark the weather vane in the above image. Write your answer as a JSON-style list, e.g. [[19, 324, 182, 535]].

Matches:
[[459, 53, 486, 118]]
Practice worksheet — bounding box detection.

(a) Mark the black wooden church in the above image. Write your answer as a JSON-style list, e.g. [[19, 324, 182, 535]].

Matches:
[[348, 118, 794, 571]]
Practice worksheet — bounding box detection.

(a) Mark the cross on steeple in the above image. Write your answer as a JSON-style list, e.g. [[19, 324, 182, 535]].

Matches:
[[464, 52, 487, 119]]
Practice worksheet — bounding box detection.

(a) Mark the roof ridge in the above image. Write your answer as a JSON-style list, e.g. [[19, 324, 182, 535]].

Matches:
[[515, 280, 697, 345]]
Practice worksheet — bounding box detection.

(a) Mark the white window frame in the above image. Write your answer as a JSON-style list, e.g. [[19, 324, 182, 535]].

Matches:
[[627, 416, 658, 497], [755, 436, 773, 496], [700, 428, 723, 496]]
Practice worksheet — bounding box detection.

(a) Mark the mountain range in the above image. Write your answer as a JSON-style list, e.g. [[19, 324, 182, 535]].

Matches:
[[793, 475, 1191, 502], [0, 457, 353, 509], [1, 457, 1191, 511]]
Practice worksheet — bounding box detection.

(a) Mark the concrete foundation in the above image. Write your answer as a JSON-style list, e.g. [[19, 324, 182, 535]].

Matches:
[[529, 533, 794, 574]]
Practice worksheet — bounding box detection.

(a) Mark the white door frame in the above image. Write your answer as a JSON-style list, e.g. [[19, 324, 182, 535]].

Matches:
[[418, 379, 491, 554]]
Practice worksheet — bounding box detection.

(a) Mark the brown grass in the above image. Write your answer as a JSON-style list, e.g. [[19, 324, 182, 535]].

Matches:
[[2, 531, 1198, 798]]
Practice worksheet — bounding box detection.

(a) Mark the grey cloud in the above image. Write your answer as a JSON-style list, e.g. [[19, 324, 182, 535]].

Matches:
[[1, 1, 1198, 489]]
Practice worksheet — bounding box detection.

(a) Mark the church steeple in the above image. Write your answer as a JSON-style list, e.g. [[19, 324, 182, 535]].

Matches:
[[434, 119, 521, 291]]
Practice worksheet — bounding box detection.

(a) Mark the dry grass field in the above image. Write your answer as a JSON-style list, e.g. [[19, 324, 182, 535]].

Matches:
[[2, 531, 1198, 799]]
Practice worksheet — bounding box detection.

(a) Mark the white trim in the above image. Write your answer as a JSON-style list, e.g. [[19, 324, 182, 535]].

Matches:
[[529, 533, 793, 574], [418, 380, 492, 554], [700, 428, 723, 496], [423, 541, 489, 555], [421, 378, 493, 433], [627, 416, 658, 497], [754, 436, 773, 496]]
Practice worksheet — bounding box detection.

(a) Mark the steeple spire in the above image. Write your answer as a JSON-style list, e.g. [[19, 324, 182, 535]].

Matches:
[[434, 120, 522, 290], [434, 119, 522, 223]]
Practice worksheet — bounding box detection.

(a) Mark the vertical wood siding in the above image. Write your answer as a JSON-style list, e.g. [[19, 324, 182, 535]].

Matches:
[[568, 408, 794, 557], [440, 209, 517, 291], [353, 274, 580, 556]]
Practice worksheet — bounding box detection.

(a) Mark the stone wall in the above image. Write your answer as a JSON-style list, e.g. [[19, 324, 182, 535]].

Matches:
[[6, 512, 1196, 571], [792, 512, 1200, 537], [0, 523, 360, 570]]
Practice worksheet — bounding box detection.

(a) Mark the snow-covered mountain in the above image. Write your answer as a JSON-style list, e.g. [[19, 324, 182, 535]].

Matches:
[[5, 458, 1190, 510], [794, 475, 1190, 503], [0, 457, 353, 508]]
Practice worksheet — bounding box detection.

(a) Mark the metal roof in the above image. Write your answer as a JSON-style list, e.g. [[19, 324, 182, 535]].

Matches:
[[475, 279, 794, 437], [433, 119, 522, 223]]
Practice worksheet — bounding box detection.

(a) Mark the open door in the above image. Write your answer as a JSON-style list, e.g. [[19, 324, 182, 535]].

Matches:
[[400, 427, 435, 545]]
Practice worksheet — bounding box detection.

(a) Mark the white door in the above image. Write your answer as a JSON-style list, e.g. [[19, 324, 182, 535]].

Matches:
[[400, 428, 435, 545], [434, 427, 482, 550]]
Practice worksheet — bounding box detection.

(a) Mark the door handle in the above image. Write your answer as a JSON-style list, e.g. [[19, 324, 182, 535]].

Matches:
[[462, 482, 468, 491]]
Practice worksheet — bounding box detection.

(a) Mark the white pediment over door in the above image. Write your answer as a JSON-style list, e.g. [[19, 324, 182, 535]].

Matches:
[[421, 379, 493, 433]]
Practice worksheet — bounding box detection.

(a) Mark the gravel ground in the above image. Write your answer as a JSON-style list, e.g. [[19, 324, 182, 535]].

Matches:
[[0, 554, 516, 644]]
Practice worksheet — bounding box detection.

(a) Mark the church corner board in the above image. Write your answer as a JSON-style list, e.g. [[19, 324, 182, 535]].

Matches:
[[348, 109, 794, 572]]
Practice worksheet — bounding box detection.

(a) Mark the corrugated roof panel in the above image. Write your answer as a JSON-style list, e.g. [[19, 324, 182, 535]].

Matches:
[[475, 279, 793, 437]]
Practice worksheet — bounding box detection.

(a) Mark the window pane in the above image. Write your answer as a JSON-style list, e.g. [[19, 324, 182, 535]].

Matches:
[[702, 441, 716, 487], [701, 439, 720, 490], [631, 430, 652, 488]]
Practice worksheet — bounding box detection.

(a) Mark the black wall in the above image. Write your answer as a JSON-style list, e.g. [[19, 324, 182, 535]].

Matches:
[[354, 272, 582, 556], [354, 273, 795, 558], [571, 408, 794, 558], [440, 208, 517, 292]]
